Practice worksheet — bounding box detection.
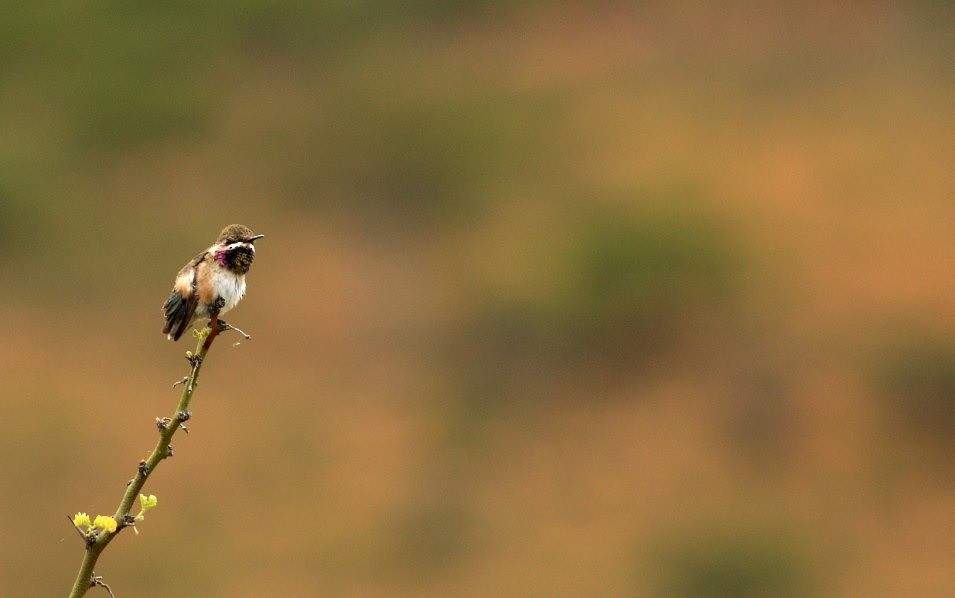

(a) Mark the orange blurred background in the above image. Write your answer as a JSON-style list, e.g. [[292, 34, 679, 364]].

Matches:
[[1, 2, 953, 596]]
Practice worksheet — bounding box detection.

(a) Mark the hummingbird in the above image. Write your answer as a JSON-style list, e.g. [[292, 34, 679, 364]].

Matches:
[[162, 224, 264, 341]]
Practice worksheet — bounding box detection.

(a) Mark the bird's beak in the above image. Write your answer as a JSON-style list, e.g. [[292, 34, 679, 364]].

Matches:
[[249, 234, 265, 242]]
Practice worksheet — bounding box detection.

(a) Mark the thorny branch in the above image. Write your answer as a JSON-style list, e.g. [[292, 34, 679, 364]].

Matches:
[[67, 322, 235, 597]]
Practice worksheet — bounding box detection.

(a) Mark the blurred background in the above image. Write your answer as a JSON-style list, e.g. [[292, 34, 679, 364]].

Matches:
[[1, 2, 953, 596]]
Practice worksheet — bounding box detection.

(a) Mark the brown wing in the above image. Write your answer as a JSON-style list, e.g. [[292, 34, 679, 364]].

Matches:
[[162, 252, 205, 341]]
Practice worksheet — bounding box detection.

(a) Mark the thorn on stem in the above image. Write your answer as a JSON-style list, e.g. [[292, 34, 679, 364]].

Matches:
[[225, 322, 253, 340], [172, 376, 189, 388], [91, 573, 116, 598], [68, 515, 89, 542], [165, 445, 174, 458], [186, 351, 202, 367]]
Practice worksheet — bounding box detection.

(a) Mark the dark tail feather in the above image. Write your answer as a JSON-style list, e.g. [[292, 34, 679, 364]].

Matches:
[[172, 311, 191, 341], [162, 291, 192, 341]]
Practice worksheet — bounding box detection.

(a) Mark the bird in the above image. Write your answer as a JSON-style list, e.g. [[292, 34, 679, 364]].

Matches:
[[162, 224, 264, 341]]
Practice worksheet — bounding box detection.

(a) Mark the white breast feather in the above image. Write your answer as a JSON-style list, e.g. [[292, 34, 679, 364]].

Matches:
[[212, 269, 247, 315]]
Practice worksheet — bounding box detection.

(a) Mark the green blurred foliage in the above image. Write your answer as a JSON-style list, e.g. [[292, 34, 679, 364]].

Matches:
[[446, 191, 742, 412], [651, 525, 813, 598], [565, 196, 739, 352], [0, 1, 537, 154], [281, 94, 541, 229], [879, 335, 955, 439], [385, 492, 473, 575]]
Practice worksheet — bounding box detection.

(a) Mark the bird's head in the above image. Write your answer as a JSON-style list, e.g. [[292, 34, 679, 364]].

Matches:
[[213, 224, 264, 274], [216, 224, 264, 246]]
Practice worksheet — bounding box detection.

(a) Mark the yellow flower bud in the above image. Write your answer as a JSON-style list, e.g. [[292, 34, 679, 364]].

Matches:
[[139, 494, 158, 512], [73, 512, 91, 529], [93, 515, 117, 533]]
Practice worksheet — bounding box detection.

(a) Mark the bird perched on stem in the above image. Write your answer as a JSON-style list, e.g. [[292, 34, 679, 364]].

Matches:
[[162, 224, 264, 342]]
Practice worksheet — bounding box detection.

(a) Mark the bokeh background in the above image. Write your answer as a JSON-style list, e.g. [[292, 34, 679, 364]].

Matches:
[[1, 2, 953, 596]]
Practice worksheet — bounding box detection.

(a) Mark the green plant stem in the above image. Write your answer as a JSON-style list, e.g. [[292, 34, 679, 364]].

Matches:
[[68, 326, 220, 598]]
